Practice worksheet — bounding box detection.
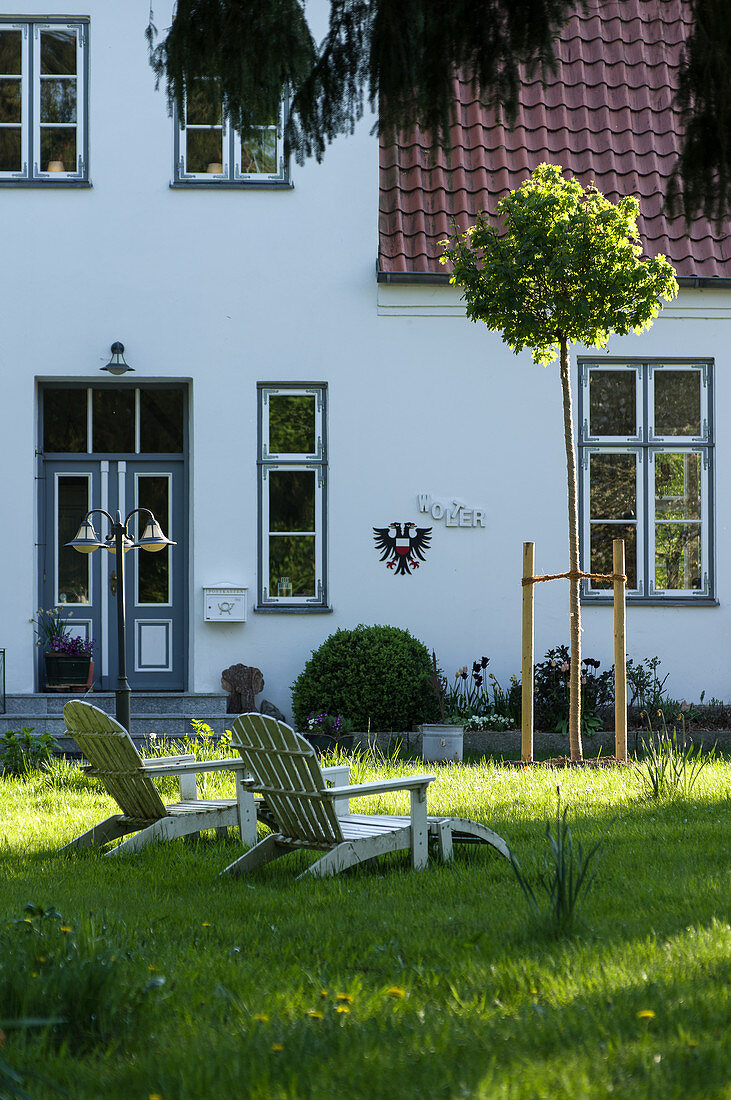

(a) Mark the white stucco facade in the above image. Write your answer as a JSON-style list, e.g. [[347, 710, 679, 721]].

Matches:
[[1, 0, 728, 717]]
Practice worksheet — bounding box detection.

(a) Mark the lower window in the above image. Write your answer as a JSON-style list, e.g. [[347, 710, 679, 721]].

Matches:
[[579, 360, 713, 601], [257, 383, 328, 609]]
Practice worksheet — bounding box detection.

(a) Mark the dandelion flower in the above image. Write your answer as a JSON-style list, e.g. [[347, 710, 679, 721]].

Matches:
[[307, 1011, 324, 1020], [336, 1005, 350, 1014], [386, 987, 405, 998], [149, 1094, 163, 1100], [60, 925, 72, 934], [320, 989, 328, 999], [271, 1043, 284, 1052], [252, 1014, 269, 1023], [637, 1010, 656, 1020], [202, 922, 211, 927], [336, 993, 353, 1003]]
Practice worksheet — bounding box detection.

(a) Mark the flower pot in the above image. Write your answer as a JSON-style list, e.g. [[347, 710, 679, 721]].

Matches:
[[305, 733, 354, 754], [44, 652, 92, 690], [420, 724, 464, 763]]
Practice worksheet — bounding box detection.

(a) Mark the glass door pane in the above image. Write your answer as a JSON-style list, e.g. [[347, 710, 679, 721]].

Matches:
[[56, 474, 90, 604], [136, 475, 171, 604]]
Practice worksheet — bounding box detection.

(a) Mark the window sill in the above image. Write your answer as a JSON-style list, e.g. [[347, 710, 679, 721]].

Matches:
[[254, 604, 333, 614], [582, 596, 719, 607], [170, 180, 293, 191], [0, 179, 91, 188]]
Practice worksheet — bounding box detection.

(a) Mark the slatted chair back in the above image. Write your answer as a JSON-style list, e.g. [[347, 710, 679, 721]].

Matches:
[[63, 700, 167, 822], [230, 714, 344, 847]]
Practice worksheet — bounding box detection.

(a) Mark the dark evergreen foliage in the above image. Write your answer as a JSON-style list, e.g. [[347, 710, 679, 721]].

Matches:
[[671, 0, 731, 224], [147, 0, 582, 159], [147, 0, 317, 134], [147, 1, 731, 222]]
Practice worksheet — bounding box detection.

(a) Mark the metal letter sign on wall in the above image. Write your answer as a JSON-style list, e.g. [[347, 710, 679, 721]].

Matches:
[[373, 522, 432, 575], [417, 494, 486, 527]]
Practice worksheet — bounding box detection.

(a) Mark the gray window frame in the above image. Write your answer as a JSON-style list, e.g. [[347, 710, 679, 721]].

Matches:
[[171, 97, 291, 189], [578, 357, 715, 605], [256, 382, 330, 612], [0, 16, 90, 187]]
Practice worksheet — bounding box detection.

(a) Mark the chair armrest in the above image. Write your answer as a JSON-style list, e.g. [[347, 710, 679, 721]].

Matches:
[[142, 758, 250, 778], [142, 754, 195, 768], [322, 774, 435, 799]]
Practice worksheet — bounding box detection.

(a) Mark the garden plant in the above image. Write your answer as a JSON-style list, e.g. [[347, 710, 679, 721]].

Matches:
[[291, 624, 436, 732]]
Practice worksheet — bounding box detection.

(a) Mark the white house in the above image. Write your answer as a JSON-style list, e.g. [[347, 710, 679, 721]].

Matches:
[[1, 0, 728, 732]]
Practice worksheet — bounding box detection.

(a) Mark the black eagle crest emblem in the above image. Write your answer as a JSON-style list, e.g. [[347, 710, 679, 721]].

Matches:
[[373, 521, 432, 576]]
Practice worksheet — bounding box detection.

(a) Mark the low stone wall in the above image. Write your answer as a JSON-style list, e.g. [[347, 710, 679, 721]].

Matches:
[[352, 728, 730, 758]]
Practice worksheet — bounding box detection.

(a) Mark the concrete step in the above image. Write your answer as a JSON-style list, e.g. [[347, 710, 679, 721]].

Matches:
[[2, 691, 228, 717], [0, 692, 233, 756]]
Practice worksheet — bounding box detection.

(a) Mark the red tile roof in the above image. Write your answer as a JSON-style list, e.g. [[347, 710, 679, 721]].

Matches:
[[379, 0, 731, 281]]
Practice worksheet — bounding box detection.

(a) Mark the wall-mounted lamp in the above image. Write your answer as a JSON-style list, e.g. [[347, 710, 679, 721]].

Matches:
[[101, 341, 134, 375]]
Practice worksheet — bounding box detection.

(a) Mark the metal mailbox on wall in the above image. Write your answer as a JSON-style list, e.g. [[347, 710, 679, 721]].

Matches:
[[202, 586, 248, 623]]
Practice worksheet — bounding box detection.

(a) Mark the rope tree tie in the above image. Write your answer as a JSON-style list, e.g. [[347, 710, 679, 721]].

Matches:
[[522, 570, 628, 586], [520, 540, 629, 766]]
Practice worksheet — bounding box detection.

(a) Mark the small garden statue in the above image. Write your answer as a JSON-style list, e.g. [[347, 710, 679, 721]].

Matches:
[[221, 663, 265, 714]]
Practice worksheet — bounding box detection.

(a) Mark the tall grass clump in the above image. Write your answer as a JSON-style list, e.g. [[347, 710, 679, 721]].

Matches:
[[508, 788, 606, 935], [636, 714, 715, 800]]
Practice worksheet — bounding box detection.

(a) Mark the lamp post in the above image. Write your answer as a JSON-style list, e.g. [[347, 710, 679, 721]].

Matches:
[[67, 508, 175, 733]]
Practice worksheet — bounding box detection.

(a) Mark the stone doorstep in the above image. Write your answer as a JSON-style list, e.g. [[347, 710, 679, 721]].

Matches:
[[2, 692, 229, 717]]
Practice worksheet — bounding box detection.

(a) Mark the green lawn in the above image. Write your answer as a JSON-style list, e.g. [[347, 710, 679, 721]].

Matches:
[[0, 752, 729, 1099]]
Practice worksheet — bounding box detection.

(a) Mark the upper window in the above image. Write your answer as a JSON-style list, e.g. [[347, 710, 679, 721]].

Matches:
[[173, 88, 288, 186], [0, 19, 88, 184], [42, 386, 185, 455], [579, 361, 713, 602], [257, 384, 328, 610]]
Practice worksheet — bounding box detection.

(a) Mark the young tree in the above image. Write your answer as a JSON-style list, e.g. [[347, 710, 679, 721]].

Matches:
[[147, 0, 731, 222], [441, 163, 678, 761]]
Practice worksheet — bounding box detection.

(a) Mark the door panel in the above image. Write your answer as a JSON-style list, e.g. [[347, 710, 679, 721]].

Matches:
[[41, 459, 186, 691]]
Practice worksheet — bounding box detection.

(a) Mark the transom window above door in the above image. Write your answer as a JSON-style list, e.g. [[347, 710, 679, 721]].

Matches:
[[0, 18, 89, 185], [42, 387, 185, 454]]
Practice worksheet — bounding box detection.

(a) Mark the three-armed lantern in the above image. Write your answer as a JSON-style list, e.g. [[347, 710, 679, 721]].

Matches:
[[67, 508, 175, 733]]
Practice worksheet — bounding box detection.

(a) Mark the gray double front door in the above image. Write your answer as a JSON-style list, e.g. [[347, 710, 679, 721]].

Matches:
[[39, 386, 188, 691]]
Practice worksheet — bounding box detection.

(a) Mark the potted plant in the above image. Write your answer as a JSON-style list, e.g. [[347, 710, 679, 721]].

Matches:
[[304, 711, 354, 753], [33, 608, 94, 690], [420, 653, 489, 762]]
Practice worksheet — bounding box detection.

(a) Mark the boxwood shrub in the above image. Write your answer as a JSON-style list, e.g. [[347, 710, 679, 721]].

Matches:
[[291, 624, 438, 732]]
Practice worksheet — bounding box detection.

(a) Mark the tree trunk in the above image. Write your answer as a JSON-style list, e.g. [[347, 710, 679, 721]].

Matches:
[[559, 337, 583, 762]]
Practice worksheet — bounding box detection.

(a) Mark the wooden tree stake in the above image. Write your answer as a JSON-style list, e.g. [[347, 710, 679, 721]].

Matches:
[[522, 542, 535, 762], [613, 539, 628, 762]]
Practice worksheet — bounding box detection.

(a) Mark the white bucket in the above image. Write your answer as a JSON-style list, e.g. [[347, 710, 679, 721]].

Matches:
[[420, 724, 464, 763]]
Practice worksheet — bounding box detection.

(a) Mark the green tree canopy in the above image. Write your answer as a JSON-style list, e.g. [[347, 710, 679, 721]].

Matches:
[[440, 163, 679, 365], [147, 0, 731, 222], [441, 164, 677, 761]]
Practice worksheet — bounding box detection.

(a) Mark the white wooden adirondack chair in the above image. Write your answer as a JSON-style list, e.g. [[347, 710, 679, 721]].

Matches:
[[222, 713, 511, 879], [61, 700, 257, 855]]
